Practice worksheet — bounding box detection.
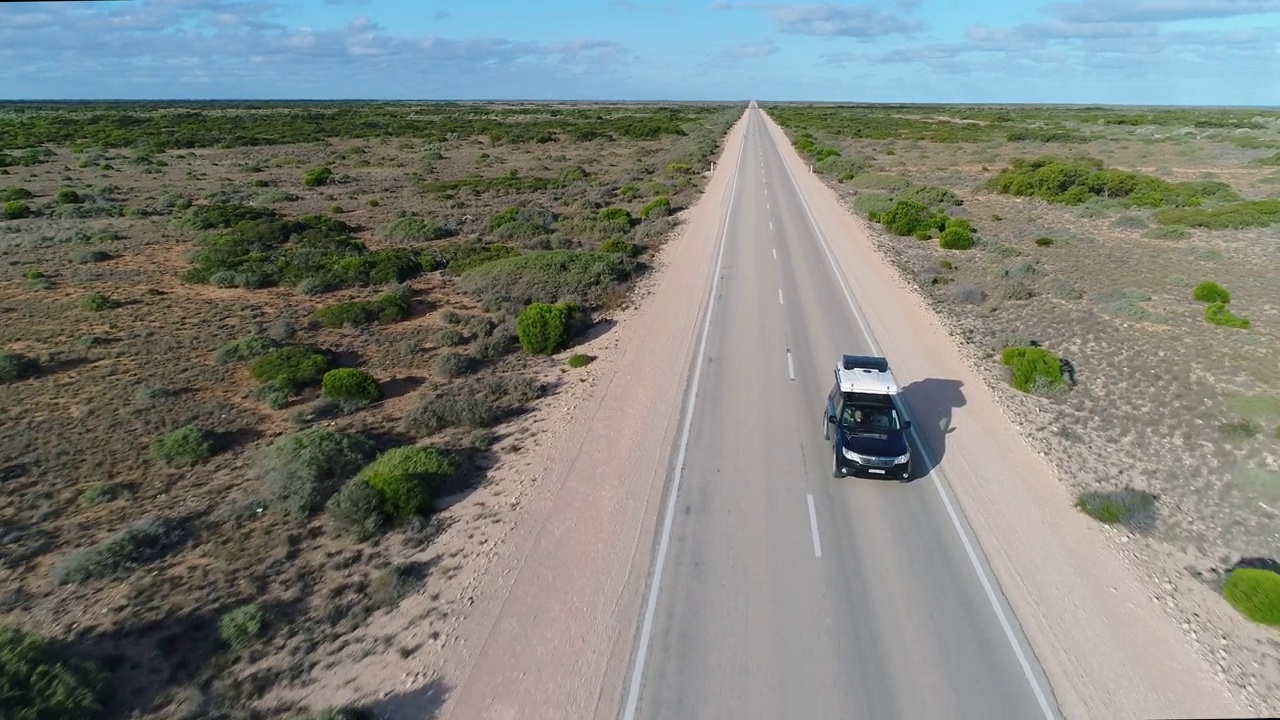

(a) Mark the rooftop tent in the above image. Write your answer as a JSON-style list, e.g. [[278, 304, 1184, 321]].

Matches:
[[835, 354, 899, 395]]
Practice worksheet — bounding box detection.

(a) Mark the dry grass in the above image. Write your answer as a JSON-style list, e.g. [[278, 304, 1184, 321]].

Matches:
[[0, 101, 738, 718]]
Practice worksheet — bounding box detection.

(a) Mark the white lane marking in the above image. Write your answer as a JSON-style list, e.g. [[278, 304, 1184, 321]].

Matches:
[[621, 110, 749, 720], [767, 120, 1059, 720], [786, 349, 795, 380], [807, 494, 823, 558], [778, 288, 784, 305], [773, 248, 777, 259], [767, 202, 770, 210]]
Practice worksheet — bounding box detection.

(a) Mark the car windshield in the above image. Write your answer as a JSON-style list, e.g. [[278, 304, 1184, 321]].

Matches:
[[841, 404, 901, 432]]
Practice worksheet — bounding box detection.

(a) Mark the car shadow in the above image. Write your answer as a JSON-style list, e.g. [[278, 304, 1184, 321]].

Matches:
[[899, 378, 967, 482], [368, 676, 452, 720]]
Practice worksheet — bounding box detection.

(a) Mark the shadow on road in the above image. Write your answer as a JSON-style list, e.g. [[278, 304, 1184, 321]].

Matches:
[[899, 378, 967, 481], [369, 677, 452, 720]]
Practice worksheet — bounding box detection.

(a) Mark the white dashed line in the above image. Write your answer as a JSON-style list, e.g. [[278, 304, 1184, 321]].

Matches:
[[778, 288, 784, 305], [807, 494, 822, 558], [773, 248, 777, 259], [786, 349, 795, 380]]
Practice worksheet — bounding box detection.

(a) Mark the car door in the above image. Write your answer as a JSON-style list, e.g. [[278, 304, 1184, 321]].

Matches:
[[824, 383, 840, 440]]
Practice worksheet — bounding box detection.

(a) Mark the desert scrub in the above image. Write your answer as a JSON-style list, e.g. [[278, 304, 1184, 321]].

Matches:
[[434, 327, 466, 347], [406, 375, 542, 435], [326, 476, 388, 541], [950, 284, 985, 304], [1034, 237, 1055, 247], [938, 223, 975, 250], [1145, 225, 1191, 240], [79, 293, 116, 312], [74, 249, 112, 263], [1074, 488, 1157, 528], [1155, 199, 1280, 229], [302, 166, 333, 187], [0, 625, 110, 719], [1222, 568, 1280, 626], [517, 301, 577, 355], [219, 604, 267, 651], [878, 200, 946, 237], [357, 445, 459, 520], [249, 345, 335, 395], [151, 425, 216, 467], [312, 290, 411, 328], [599, 237, 639, 257], [1192, 281, 1230, 304], [1, 185, 33, 201], [255, 428, 376, 519], [0, 351, 40, 383], [1204, 302, 1251, 329], [435, 351, 475, 379], [380, 215, 451, 242], [457, 249, 636, 309], [54, 189, 82, 204], [321, 368, 382, 409], [986, 155, 1240, 208], [1000, 346, 1066, 394], [568, 353, 594, 368], [640, 195, 671, 219], [213, 334, 281, 363], [52, 516, 176, 584], [2, 200, 31, 219]]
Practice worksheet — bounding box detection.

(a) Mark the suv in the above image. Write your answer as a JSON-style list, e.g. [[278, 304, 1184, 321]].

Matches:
[[823, 355, 913, 480]]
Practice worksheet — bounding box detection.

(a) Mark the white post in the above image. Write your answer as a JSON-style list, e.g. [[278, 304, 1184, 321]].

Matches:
[[711, 161, 716, 173]]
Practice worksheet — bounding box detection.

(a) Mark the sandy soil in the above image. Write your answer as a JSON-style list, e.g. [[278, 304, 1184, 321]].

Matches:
[[758, 112, 1258, 719], [274, 114, 750, 718]]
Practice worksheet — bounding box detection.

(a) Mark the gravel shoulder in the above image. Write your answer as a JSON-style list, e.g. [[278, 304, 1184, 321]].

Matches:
[[277, 113, 750, 719], [758, 112, 1251, 720]]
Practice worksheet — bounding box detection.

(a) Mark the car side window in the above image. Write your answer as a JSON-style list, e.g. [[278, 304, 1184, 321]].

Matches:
[[827, 384, 839, 413]]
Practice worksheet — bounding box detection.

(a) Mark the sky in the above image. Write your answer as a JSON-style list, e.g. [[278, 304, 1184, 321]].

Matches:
[[1, 0, 1278, 104]]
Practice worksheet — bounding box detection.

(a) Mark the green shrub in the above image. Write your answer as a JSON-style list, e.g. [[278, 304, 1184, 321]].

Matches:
[[900, 184, 961, 207], [457, 250, 636, 309], [0, 351, 40, 383], [435, 351, 475, 378], [444, 243, 521, 275], [404, 378, 542, 435], [488, 206, 520, 231], [320, 368, 381, 410], [312, 291, 411, 328], [517, 301, 576, 355], [219, 605, 267, 651], [939, 226, 975, 250], [52, 516, 174, 584], [640, 195, 671, 219], [213, 334, 281, 364], [987, 155, 1241, 208], [1155, 199, 1280, 229], [846, 173, 912, 193], [435, 327, 466, 346], [55, 189, 82, 204], [302, 166, 333, 187], [1034, 237, 1055, 247], [325, 477, 388, 541], [2, 200, 31, 219], [567, 353, 594, 368], [151, 425, 215, 467], [1145, 225, 1191, 240], [1222, 568, 1280, 626], [24, 269, 45, 280], [1192, 281, 1230, 303], [249, 345, 335, 394], [1204, 302, 1251, 329], [80, 293, 116, 312], [599, 238, 638, 256], [0, 625, 110, 720], [879, 200, 946, 237], [381, 215, 451, 242], [1000, 346, 1065, 393], [1, 186, 33, 201], [1074, 488, 1156, 527], [357, 446, 459, 520], [852, 193, 895, 217]]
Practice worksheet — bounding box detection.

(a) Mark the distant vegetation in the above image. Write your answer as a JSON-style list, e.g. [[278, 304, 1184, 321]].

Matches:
[[985, 155, 1241, 209]]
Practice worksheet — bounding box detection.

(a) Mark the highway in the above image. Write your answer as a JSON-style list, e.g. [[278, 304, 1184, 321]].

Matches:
[[618, 106, 1063, 720]]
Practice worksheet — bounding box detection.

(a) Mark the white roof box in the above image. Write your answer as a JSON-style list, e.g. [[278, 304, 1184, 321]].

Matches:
[[835, 354, 899, 395]]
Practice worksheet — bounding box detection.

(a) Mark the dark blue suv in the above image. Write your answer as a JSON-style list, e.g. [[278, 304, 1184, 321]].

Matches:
[[823, 355, 913, 480]]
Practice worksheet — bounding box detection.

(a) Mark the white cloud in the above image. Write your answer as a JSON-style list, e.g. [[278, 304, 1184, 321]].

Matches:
[[1044, 0, 1280, 23], [769, 2, 926, 38]]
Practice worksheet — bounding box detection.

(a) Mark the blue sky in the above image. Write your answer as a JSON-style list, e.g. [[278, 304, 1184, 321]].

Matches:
[[1, 0, 1277, 104]]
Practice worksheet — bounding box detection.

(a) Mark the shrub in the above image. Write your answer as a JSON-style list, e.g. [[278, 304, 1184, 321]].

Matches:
[[381, 215, 450, 242], [321, 368, 381, 409], [55, 189, 82, 204], [1192, 281, 1230, 304], [999, 281, 1035, 301], [951, 285, 985, 304], [52, 516, 174, 584], [1204, 302, 1251, 329], [1222, 568, 1280, 626], [435, 351, 475, 378], [939, 226, 975, 250], [599, 237, 638, 256], [1074, 488, 1157, 528], [444, 243, 521, 275], [1000, 346, 1065, 393], [219, 605, 267, 651], [900, 184, 961, 207], [249, 345, 335, 394], [1145, 225, 1191, 240], [1034, 237, 1055, 247], [879, 200, 945, 237], [986, 155, 1241, 208], [640, 195, 671, 219], [326, 477, 387, 541], [302, 166, 333, 187], [435, 327, 466, 347], [458, 250, 635, 309], [406, 391, 498, 435], [2, 200, 30, 219], [312, 291, 411, 328], [79, 293, 115, 312], [74, 249, 112, 263], [1, 186, 33, 201], [0, 351, 40, 383], [0, 625, 110, 720], [151, 425, 215, 467], [567, 353, 594, 368], [215, 335, 283, 364], [852, 193, 895, 217], [517, 301, 576, 355], [1154, 199, 1280, 229], [357, 446, 459, 520], [846, 173, 912, 193]]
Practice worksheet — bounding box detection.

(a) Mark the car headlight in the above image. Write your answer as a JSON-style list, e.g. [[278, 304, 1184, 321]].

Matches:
[[892, 452, 911, 465], [842, 447, 868, 462]]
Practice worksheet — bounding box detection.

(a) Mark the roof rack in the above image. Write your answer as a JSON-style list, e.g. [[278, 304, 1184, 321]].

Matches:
[[835, 354, 899, 395]]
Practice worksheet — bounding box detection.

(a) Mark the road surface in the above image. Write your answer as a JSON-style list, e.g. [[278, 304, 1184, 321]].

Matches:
[[619, 105, 1062, 720]]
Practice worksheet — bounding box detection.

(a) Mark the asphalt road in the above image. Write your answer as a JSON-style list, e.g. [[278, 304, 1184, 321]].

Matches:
[[619, 106, 1063, 720]]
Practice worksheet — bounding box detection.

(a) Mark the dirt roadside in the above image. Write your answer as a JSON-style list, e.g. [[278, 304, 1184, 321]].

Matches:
[[277, 112, 750, 718], [758, 112, 1254, 719]]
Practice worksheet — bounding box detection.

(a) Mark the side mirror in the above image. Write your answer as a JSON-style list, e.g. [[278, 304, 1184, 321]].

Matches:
[[902, 420, 912, 430], [828, 415, 838, 424]]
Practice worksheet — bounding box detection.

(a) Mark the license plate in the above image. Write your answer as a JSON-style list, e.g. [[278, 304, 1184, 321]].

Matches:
[[867, 468, 885, 474]]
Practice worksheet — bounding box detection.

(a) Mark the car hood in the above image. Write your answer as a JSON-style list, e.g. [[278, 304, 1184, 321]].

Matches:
[[839, 428, 908, 457]]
